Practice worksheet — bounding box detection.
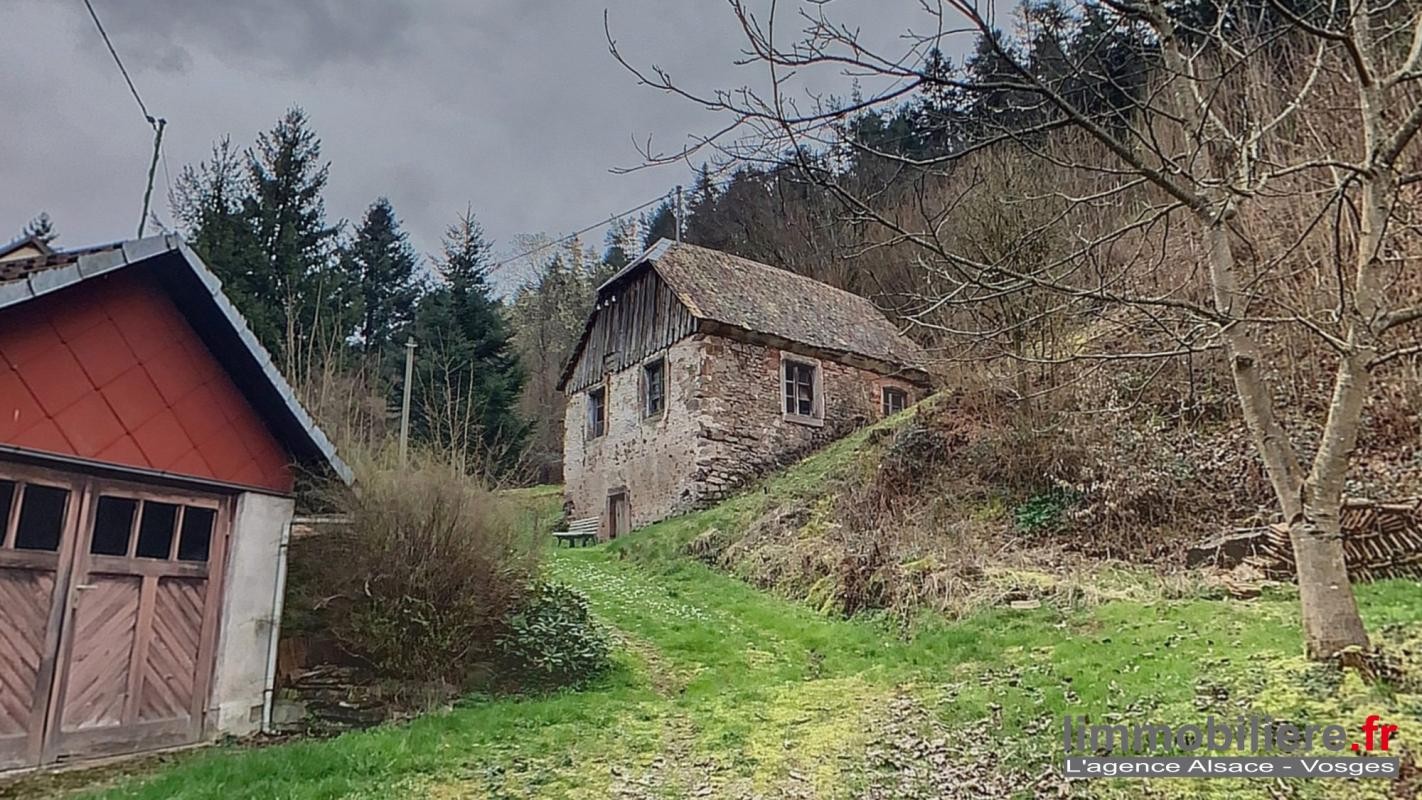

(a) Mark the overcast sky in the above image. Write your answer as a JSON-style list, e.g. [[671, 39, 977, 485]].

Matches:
[[2, 1, 941, 287]]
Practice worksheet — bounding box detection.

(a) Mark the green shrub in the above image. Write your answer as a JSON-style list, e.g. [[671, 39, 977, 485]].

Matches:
[[497, 581, 611, 685], [1013, 488, 1078, 534]]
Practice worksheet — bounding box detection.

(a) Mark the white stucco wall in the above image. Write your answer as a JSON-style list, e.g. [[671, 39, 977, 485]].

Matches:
[[207, 491, 293, 737]]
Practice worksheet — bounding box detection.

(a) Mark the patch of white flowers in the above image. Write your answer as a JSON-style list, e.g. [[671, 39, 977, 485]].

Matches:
[[554, 558, 716, 624]]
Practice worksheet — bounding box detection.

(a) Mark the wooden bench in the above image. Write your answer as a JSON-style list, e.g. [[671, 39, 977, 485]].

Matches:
[[552, 517, 600, 548]]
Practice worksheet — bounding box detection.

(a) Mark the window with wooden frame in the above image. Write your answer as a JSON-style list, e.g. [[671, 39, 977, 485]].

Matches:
[[0, 479, 69, 552], [89, 495, 217, 563], [587, 385, 607, 439], [882, 387, 908, 416], [642, 357, 666, 419], [782, 359, 819, 420]]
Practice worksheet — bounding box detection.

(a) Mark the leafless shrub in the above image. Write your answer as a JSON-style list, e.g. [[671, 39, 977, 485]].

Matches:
[[294, 354, 390, 454], [298, 448, 541, 686]]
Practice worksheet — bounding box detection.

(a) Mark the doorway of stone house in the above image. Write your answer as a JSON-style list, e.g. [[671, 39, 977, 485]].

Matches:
[[606, 491, 631, 540]]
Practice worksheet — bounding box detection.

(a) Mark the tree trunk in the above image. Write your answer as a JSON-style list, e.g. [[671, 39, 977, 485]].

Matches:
[[1287, 176, 1385, 655], [1203, 223, 1370, 658], [1294, 354, 1371, 657], [1201, 224, 1305, 516], [1290, 511, 1369, 658]]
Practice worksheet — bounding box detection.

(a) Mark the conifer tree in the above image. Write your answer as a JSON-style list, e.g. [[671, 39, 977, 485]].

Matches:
[[21, 212, 56, 245], [344, 197, 421, 353], [640, 201, 677, 249], [173, 137, 265, 324], [602, 217, 641, 269], [412, 211, 526, 475], [243, 107, 346, 370], [684, 164, 725, 248]]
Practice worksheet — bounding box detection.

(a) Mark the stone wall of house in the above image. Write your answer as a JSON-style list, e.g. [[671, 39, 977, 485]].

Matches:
[[562, 336, 705, 533], [688, 334, 920, 504], [563, 332, 922, 536]]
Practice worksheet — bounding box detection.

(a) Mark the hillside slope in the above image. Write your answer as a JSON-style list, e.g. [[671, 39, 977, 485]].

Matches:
[[607, 394, 1204, 622], [23, 405, 1422, 799]]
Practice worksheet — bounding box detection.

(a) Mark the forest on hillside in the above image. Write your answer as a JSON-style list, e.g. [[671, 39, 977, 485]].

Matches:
[[613, 0, 1422, 658], [164, 0, 1422, 656]]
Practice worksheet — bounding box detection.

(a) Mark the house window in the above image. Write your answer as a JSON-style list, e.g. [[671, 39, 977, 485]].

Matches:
[[882, 387, 908, 416], [643, 358, 666, 418], [90, 496, 138, 556], [783, 360, 817, 418], [177, 507, 217, 562], [587, 386, 607, 439]]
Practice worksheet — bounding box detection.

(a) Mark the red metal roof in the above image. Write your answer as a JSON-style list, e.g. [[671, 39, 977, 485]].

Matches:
[[0, 270, 294, 493]]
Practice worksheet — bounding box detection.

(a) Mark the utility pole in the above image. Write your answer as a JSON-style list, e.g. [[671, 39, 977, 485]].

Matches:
[[675, 184, 684, 243], [137, 117, 166, 237], [399, 337, 417, 467]]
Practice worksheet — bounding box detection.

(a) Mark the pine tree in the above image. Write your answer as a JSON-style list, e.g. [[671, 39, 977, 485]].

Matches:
[[1067, 4, 1151, 130], [344, 197, 421, 353], [412, 210, 526, 475], [242, 107, 346, 371], [173, 137, 264, 320], [602, 217, 641, 269], [1025, 0, 1073, 88], [908, 48, 968, 157], [640, 200, 677, 249], [22, 212, 56, 245], [684, 164, 725, 248], [961, 31, 1035, 138]]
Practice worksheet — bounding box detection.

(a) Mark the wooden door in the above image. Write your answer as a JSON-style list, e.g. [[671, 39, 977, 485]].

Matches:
[[607, 492, 631, 539], [0, 475, 81, 770], [46, 480, 228, 762]]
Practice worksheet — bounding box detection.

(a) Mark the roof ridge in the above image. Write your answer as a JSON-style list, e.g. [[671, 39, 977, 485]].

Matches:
[[595, 237, 674, 293]]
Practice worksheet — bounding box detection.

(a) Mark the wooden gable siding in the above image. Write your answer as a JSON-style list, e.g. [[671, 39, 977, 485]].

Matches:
[[565, 268, 696, 394]]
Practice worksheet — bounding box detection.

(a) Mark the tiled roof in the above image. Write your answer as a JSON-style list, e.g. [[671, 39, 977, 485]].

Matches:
[[1, 270, 298, 492], [0, 242, 116, 283], [602, 240, 927, 376], [0, 235, 352, 486]]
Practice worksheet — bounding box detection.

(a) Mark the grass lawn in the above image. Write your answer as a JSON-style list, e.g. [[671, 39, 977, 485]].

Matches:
[[16, 426, 1421, 798], [45, 537, 1422, 799]]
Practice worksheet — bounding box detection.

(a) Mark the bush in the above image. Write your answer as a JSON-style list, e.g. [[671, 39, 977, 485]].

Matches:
[[1013, 488, 1078, 534], [497, 581, 612, 686], [301, 451, 542, 686]]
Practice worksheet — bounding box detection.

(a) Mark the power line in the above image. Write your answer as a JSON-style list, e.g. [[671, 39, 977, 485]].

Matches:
[[488, 192, 671, 274], [81, 0, 158, 129], [80, 0, 169, 237]]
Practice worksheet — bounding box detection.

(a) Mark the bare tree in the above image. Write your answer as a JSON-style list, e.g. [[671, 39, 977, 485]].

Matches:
[[507, 237, 601, 483], [414, 334, 532, 487], [612, 0, 1422, 657]]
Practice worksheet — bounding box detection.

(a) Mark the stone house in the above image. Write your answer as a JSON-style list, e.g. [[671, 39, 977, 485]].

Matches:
[[558, 240, 931, 537]]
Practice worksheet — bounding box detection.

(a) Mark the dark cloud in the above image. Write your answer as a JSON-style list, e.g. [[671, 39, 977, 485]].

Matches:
[[1, 0, 950, 289], [97, 0, 417, 73]]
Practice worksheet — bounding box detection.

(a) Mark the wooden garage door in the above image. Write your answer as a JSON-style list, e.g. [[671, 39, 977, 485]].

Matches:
[[0, 477, 79, 770], [0, 464, 230, 768]]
